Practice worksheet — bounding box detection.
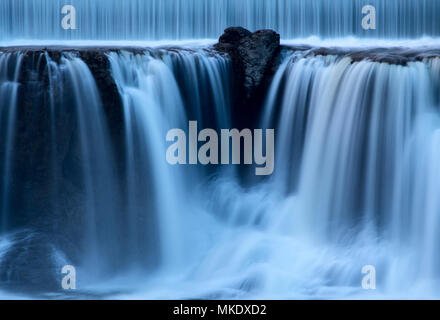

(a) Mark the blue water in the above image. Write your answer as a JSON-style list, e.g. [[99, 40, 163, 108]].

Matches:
[[0, 0, 439, 41], [1, 0, 440, 299]]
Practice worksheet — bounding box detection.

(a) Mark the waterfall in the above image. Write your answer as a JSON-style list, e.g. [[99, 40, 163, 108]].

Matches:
[[59, 53, 124, 277], [0, 52, 23, 233], [256, 52, 440, 296], [2, 44, 440, 298], [106, 49, 233, 273], [97, 49, 440, 298], [0, 51, 127, 286], [1, 0, 439, 41], [0, 47, 237, 293]]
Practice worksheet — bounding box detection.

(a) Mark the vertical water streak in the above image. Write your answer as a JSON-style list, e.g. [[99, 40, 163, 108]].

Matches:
[[108, 50, 190, 270], [0, 52, 23, 234], [108, 49, 233, 272], [60, 53, 122, 277]]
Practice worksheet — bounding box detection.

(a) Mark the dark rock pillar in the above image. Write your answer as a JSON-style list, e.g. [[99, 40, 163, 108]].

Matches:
[[214, 27, 281, 128]]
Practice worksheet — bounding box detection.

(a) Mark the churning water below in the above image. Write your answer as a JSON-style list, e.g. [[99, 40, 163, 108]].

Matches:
[[1, 43, 440, 299]]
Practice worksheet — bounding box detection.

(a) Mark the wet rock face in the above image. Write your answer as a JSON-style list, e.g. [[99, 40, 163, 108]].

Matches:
[[214, 27, 281, 127], [215, 27, 281, 99], [237, 30, 281, 98]]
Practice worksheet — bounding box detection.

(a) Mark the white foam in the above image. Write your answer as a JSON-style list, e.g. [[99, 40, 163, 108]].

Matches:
[[1, 37, 440, 50], [281, 36, 440, 49]]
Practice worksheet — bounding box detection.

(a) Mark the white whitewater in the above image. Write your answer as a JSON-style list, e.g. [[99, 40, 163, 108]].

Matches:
[[0, 0, 439, 41]]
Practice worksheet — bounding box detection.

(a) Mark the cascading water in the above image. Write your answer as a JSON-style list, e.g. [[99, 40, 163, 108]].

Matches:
[[1, 0, 439, 41], [0, 47, 237, 295], [0, 51, 127, 289], [1, 0, 440, 300], [1, 43, 440, 298], [105, 49, 233, 276], [59, 53, 124, 278], [256, 52, 440, 297], [94, 49, 440, 299], [0, 53, 22, 233]]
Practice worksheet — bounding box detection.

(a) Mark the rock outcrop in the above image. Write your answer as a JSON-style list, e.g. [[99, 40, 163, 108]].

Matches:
[[214, 27, 281, 127]]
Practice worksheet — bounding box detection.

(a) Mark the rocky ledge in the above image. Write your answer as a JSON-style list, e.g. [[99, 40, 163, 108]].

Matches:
[[283, 44, 440, 66]]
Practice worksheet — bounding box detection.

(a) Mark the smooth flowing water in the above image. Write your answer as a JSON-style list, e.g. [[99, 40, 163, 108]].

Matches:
[[1, 0, 440, 301], [105, 49, 233, 275], [1, 45, 440, 298], [259, 52, 440, 297], [104, 50, 440, 298], [1, 0, 439, 41], [0, 52, 22, 234]]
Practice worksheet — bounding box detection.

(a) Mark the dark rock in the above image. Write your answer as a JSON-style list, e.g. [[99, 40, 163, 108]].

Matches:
[[0, 231, 64, 292], [214, 27, 281, 127], [237, 30, 281, 99], [218, 27, 252, 47], [215, 27, 281, 98]]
